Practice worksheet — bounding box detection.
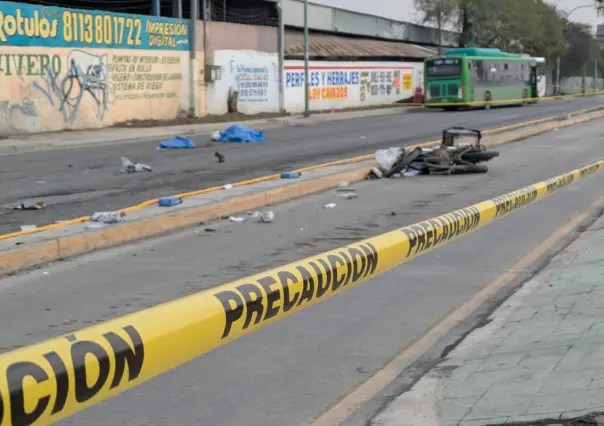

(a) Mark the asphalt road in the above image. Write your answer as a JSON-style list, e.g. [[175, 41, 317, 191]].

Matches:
[[0, 96, 602, 234], [0, 119, 603, 425]]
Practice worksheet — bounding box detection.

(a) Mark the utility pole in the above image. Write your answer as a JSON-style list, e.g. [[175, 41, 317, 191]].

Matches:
[[303, 0, 310, 117]]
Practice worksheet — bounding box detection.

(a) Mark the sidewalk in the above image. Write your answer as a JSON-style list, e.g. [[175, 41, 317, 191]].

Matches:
[[372, 213, 604, 426], [0, 106, 411, 155]]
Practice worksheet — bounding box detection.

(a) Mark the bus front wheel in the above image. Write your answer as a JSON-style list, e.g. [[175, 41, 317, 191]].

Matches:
[[484, 92, 492, 110]]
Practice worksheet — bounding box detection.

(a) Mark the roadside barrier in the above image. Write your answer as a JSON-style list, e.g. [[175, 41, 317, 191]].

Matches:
[[1, 102, 603, 244], [0, 161, 602, 425]]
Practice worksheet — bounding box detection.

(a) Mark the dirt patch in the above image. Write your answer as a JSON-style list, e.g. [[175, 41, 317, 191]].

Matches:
[[485, 412, 604, 426]]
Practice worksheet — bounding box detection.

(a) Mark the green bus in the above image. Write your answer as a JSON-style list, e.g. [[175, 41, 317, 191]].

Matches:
[[424, 48, 540, 110]]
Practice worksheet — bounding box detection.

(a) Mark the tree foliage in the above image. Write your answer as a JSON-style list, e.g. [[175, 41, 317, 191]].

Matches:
[[415, 0, 567, 63]]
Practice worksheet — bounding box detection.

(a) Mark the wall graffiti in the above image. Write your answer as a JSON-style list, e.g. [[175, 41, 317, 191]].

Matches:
[[33, 50, 109, 123], [0, 1, 191, 135]]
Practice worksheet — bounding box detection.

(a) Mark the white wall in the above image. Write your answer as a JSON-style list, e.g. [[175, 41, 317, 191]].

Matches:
[[284, 60, 424, 113], [207, 50, 279, 115]]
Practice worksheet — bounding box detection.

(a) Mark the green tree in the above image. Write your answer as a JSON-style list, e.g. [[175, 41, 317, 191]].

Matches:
[[414, 0, 458, 54], [415, 0, 567, 65]]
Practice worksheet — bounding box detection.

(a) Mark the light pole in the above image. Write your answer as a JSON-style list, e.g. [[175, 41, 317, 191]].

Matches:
[[556, 4, 595, 95]]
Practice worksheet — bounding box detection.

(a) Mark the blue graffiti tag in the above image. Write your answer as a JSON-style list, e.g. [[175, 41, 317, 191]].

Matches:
[[34, 59, 108, 123]]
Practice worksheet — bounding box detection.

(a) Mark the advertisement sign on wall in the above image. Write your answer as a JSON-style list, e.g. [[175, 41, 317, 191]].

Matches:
[[207, 50, 279, 115], [0, 1, 191, 134], [284, 61, 423, 113]]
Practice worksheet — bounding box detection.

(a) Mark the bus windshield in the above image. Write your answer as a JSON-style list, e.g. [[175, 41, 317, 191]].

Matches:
[[426, 58, 461, 77]]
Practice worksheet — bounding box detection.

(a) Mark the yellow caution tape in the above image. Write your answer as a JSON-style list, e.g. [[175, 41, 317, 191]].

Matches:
[[0, 161, 602, 425]]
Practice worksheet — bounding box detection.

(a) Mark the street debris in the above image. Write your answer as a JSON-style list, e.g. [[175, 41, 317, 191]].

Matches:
[[224, 184, 233, 190], [251, 211, 275, 223], [20, 225, 37, 231], [215, 150, 225, 163], [324, 203, 337, 209], [337, 192, 359, 200], [368, 167, 384, 179], [211, 130, 221, 141], [90, 211, 126, 224], [374, 127, 499, 177], [13, 200, 46, 210], [214, 125, 268, 143], [158, 136, 197, 149], [204, 227, 216, 232], [229, 216, 245, 223], [337, 181, 350, 188], [281, 172, 301, 179], [158, 197, 183, 207], [121, 156, 152, 173]]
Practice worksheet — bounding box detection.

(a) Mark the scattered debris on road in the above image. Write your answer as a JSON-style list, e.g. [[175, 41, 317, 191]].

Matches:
[[229, 216, 245, 223], [281, 172, 301, 179], [374, 127, 499, 177], [121, 156, 152, 173], [13, 200, 46, 210], [158, 136, 197, 149], [324, 203, 337, 209], [213, 125, 268, 143], [337, 181, 350, 188], [20, 225, 37, 231], [90, 211, 126, 224], [224, 184, 233, 190], [250, 211, 275, 223], [158, 197, 183, 207], [337, 192, 358, 200], [215, 150, 225, 163]]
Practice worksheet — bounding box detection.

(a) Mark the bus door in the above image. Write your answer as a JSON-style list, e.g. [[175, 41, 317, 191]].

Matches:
[[530, 65, 538, 102]]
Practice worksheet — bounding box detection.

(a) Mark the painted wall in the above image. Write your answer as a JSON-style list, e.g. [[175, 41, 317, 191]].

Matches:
[[0, 1, 193, 135], [284, 60, 424, 112], [206, 50, 279, 115]]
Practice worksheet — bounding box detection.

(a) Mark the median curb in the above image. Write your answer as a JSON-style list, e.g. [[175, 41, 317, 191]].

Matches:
[[0, 167, 372, 276], [1, 109, 604, 277]]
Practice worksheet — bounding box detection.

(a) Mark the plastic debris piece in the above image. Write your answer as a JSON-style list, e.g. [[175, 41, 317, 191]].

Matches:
[[20, 225, 37, 231], [13, 200, 46, 210], [215, 125, 268, 143], [229, 216, 245, 223], [215, 150, 225, 163], [224, 184, 233, 190], [158, 136, 197, 149], [324, 203, 337, 209], [204, 228, 216, 232], [376, 147, 403, 171], [211, 130, 221, 141], [337, 192, 359, 200], [281, 172, 301, 179], [260, 211, 275, 223], [369, 167, 383, 179], [121, 156, 152, 173], [337, 181, 350, 188], [158, 197, 183, 207], [91, 212, 126, 224], [404, 169, 421, 177]]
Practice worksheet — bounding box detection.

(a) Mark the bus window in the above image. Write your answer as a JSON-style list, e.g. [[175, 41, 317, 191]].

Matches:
[[426, 58, 461, 77]]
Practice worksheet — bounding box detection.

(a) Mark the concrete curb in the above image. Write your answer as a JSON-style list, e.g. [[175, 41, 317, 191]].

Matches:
[[2, 109, 604, 277], [0, 167, 371, 276]]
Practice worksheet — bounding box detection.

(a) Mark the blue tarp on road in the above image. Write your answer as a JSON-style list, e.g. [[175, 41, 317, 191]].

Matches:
[[216, 125, 268, 143], [158, 136, 197, 149]]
